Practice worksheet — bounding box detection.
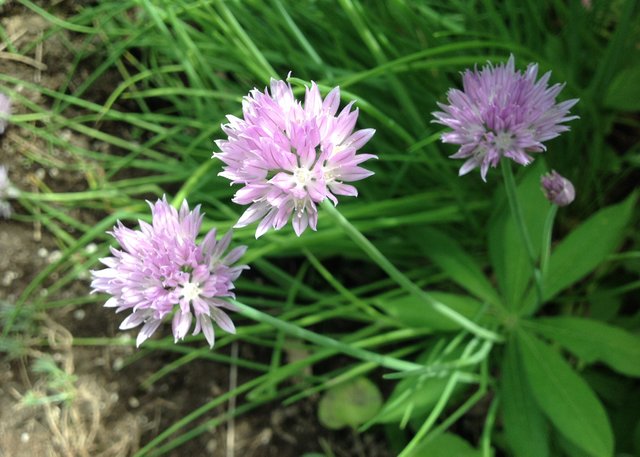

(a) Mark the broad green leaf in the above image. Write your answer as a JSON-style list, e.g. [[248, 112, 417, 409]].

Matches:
[[501, 338, 550, 457], [518, 330, 614, 457], [488, 161, 550, 310], [412, 228, 502, 306], [318, 377, 382, 430], [531, 316, 640, 377], [377, 291, 483, 331], [558, 432, 598, 457], [405, 433, 481, 457], [542, 193, 636, 302], [604, 63, 640, 111]]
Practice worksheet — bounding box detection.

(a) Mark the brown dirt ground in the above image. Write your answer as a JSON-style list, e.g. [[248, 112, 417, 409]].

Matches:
[[0, 2, 393, 456]]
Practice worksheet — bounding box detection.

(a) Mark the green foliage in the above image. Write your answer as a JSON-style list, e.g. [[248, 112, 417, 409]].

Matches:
[[531, 316, 640, 377], [604, 63, 640, 111], [518, 330, 614, 457], [542, 193, 636, 301], [501, 339, 550, 457], [405, 433, 481, 457], [318, 376, 383, 429], [377, 292, 484, 331], [22, 355, 77, 406]]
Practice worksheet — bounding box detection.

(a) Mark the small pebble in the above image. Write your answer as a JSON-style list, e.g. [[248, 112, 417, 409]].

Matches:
[[112, 357, 124, 371], [2, 270, 18, 286], [48, 250, 63, 263]]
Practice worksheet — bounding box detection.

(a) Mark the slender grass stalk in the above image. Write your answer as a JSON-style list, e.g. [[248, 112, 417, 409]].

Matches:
[[231, 299, 422, 372], [321, 200, 503, 342]]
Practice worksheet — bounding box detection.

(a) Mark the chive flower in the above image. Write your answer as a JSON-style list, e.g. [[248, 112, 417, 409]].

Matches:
[[432, 55, 578, 181], [91, 197, 248, 348], [214, 78, 376, 237]]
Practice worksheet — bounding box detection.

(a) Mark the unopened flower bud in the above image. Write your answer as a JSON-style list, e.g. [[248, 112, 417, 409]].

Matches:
[[541, 170, 575, 206]]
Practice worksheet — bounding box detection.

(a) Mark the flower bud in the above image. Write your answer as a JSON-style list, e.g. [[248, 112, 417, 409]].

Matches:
[[541, 170, 575, 206]]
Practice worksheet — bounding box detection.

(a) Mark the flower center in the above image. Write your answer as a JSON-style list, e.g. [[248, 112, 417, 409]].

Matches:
[[293, 167, 313, 187], [181, 281, 202, 302], [322, 166, 336, 183], [494, 131, 515, 151]]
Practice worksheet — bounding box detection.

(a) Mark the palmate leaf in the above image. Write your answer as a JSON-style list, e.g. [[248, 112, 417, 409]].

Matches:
[[518, 329, 614, 457], [501, 337, 550, 457], [531, 316, 640, 377]]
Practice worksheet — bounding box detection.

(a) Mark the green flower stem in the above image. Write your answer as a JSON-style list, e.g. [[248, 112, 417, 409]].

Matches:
[[231, 300, 422, 372], [321, 200, 503, 342], [540, 204, 558, 286], [501, 161, 543, 306]]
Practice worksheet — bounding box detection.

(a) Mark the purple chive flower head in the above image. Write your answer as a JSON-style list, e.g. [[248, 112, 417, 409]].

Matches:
[[90, 197, 248, 348], [214, 78, 376, 237], [0, 165, 18, 218], [432, 55, 579, 181], [541, 170, 575, 206]]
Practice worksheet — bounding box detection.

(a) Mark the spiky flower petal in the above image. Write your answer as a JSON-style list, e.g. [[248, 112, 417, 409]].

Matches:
[[214, 78, 376, 237], [432, 55, 578, 181], [90, 197, 248, 348]]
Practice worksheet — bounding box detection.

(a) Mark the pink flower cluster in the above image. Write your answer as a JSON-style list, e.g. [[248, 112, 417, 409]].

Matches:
[[214, 79, 376, 237], [433, 55, 578, 181], [91, 197, 247, 347]]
